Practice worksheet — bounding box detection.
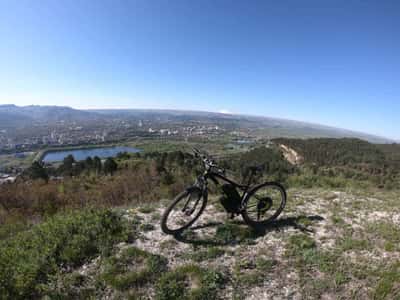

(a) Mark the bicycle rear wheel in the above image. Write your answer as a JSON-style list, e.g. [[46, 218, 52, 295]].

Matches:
[[242, 182, 286, 227], [161, 186, 207, 234]]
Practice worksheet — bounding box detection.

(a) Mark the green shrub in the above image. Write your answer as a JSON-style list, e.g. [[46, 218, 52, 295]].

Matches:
[[0, 209, 130, 299], [339, 236, 371, 252], [285, 234, 342, 284], [40, 271, 97, 299], [156, 265, 224, 300], [255, 257, 277, 273], [373, 263, 400, 300], [286, 234, 316, 253], [100, 247, 168, 290], [215, 222, 259, 244], [139, 223, 155, 232], [185, 247, 225, 262], [138, 205, 156, 214]]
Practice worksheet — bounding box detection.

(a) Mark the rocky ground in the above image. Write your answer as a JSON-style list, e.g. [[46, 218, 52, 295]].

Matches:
[[69, 188, 400, 299]]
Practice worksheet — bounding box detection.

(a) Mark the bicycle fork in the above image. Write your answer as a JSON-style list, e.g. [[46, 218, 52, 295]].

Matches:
[[182, 178, 207, 215]]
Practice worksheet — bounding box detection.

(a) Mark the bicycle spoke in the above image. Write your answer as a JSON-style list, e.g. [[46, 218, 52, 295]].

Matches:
[[164, 189, 204, 231], [244, 184, 285, 224]]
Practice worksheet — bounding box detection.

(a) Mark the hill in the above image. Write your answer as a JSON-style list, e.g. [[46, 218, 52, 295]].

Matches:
[[0, 105, 394, 143], [274, 138, 400, 189], [1, 144, 400, 299], [92, 108, 394, 143], [1, 188, 399, 299], [0, 104, 99, 127]]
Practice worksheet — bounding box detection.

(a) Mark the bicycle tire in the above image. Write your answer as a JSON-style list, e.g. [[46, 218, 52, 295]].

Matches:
[[241, 182, 286, 228], [161, 186, 208, 234]]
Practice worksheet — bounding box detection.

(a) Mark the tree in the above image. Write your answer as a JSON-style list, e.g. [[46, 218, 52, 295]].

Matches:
[[25, 161, 49, 182], [103, 157, 118, 175], [85, 157, 93, 169], [161, 171, 175, 185], [93, 156, 102, 174], [63, 154, 75, 168], [57, 154, 76, 176], [116, 152, 130, 160]]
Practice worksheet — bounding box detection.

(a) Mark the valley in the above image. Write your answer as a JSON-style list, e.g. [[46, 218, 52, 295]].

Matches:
[[0, 106, 399, 300]]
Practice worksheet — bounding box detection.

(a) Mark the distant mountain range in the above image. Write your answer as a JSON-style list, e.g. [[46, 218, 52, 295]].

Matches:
[[0, 104, 395, 143], [0, 104, 98, 127]]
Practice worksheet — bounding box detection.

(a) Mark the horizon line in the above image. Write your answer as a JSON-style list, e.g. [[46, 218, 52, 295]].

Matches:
[[1, 103, 397, 142]]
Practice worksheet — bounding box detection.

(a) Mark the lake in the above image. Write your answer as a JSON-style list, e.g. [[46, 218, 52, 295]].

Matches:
[[42, 146, 141, 163]]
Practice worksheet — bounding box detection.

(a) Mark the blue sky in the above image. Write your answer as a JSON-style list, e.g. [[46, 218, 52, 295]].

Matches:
[[0, 1, 399, 140]]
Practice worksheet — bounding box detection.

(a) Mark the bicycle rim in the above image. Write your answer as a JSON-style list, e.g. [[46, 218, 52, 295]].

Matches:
[[162, 188, 206, 233], [243, 183, 286, 225]]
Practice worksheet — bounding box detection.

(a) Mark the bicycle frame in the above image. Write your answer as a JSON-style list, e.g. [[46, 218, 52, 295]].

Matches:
[[196, 167, 258, 208], [190, 148, 262, 212], [160, 150, 287, 234]]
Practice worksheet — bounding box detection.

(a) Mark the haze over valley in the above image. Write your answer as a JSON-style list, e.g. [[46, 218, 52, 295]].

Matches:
[[0, 104, 394, 157], [1, 1, 400, 299]]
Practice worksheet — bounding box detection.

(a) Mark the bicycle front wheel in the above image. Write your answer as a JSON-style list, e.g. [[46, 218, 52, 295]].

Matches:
[[161, 186, 207, 234], [242, 182, 286, 227]]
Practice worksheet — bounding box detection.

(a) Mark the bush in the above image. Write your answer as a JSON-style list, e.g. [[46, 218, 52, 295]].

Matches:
[[41, 271, 97, 299], [185, 247, 225, 262], [156, 265, 224, 300], [215, 222, 259, 244], [0, 209, 130, 299], [374, 262, 400, 300], [100, 247, 168, 290]]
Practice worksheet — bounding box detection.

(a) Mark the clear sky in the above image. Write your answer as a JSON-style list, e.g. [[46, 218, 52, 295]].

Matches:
[[0, 1, 399, 140]]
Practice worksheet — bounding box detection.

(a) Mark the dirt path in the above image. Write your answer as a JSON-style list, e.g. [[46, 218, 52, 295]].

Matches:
[[279, 144, 303, 165]]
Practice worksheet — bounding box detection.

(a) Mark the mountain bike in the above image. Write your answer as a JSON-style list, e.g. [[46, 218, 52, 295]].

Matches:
[[161, 148, 287, 234]]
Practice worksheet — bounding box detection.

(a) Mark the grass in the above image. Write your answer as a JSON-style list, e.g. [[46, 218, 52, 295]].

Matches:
[[338, 235, 371, 252], [100, 247, 168, 291], [255, 257, 277, 273], [373, 263, 400, 300], [184, 246, 226, 262], [40, 271, 98, 299], [0, 152, 35, 170], [1, 183, 399, 299], [233, 257, 277, 289], [138, 205, 156, 214], [285, 233, 350, 296], [159, 239, 179, 251], [155, 264, 224, 300], [139, 223, 155, 232], [297, 216, 313, 228], [151, 211, 162, 222], [367, 221, 400, 245], [0, 220, 30, 240], [214, 222, 260, 244], [286, 234, 316, 254], [0, 209, 130, 299], [331, 215, 345, 225], [233, 256, 278, 300]]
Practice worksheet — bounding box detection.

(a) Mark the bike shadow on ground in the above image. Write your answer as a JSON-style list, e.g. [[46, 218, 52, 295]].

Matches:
[[172, 215, 324, 247]]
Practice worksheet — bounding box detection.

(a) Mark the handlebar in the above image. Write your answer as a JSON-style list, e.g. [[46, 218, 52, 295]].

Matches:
[[193, 148, 225, 174]]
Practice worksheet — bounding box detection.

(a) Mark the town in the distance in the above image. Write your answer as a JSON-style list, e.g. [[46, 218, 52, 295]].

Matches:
[[0, 104, 395, 184]]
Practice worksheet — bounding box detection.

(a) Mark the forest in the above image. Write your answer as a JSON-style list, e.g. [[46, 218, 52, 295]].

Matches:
[[274, 138, 400, 189], [2, 138, 399, 238], [1, 138, 400, 298]]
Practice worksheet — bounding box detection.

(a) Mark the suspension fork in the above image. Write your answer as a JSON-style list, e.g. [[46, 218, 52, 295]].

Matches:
[[235, 170, 256, 211], [182, 176, 207, 214]]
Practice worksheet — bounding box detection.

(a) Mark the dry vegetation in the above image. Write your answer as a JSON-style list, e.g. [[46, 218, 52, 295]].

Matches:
[[1, 141, 400, 299], [3, 188, 399, 299]]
